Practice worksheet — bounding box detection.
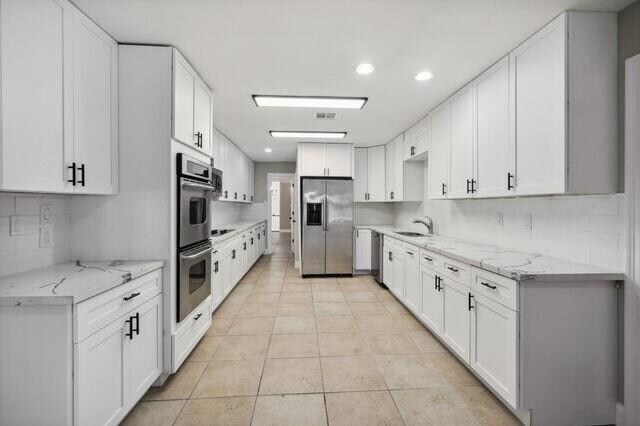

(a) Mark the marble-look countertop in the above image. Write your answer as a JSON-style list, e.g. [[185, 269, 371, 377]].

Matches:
[[210, 220, 267, 245], [356, 225, 624, 282], [0, 260, 164, 306]]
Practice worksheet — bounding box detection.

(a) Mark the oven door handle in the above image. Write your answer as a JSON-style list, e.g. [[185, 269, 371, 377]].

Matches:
[[181, 181, 215, 191], [180, 246, 213, 260]]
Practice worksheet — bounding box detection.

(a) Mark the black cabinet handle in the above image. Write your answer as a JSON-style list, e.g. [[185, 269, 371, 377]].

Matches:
[[234, 192, 238, 200], [507, 172, 514, 190], [68, 162, 77, 186], [468, 293, 474, 310], [406, 251, 414, 256], [123, 292, 140, 301], [446, 266, 459, 273], [224, 190, 228, 198], [76, 164, 86, 187], [251, 196, 254, 202], [390, 191, 394, 200], [441, 182, 446, 196], [243, 242, 247, 250], [480, 281, 497, 290], [243, 194, 246, 201], [251, 238, 254, 245], [434, 275, 438, 290], [388, 251, 393, 261], [471, 179, 476, 193], [437, 276, 442, 291], [125, 317, 133, 340], [423, 256, 433, 262], [466, 179, 471, 194], [232, 249, 236, 259], [194, 313, 203, 321], [214, 260, 219, 273], [132, 312, 140, 335]]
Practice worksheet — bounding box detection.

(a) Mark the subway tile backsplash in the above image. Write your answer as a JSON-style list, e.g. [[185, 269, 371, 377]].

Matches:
[[0, 193, 70, 277]]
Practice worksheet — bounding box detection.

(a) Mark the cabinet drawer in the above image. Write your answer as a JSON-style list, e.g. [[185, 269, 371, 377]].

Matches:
[[420, 249, 443, 272], [74, 269, 162, 343], [441, 256, 470, 286], [172, 297, 211, 371], [471, 266, 518, 311]]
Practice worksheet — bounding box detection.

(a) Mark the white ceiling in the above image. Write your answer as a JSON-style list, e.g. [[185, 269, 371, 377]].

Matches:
[[71, 0, 633, 162]]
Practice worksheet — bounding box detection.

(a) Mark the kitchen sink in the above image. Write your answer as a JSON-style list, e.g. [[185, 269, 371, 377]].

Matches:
[[396, 231, 429, 237]]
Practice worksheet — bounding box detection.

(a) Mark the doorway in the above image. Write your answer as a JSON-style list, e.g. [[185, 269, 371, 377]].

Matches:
[[266, 173, 295, 254]]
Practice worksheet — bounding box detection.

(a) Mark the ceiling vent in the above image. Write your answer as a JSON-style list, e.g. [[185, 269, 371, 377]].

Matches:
[[315, 112, 336, 120]]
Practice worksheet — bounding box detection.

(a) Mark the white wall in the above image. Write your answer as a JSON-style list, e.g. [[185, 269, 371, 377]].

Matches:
[[0, 193, 70, 277], [392, 162, 625, 271], [354, 202, 394, 225], [210, 201, 247, 228]]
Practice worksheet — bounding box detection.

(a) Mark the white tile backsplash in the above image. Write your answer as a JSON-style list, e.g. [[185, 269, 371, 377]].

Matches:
[[0, 194, 71, 277]]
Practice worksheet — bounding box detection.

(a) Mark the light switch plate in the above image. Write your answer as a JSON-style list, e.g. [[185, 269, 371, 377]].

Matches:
[[39, 227, 52, 248], [10, 215, 23, 236], [40, 204, 53, 225]]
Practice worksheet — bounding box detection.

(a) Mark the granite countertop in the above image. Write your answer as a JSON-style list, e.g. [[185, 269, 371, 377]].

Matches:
[[210, 220, 267, 245], [357, 225, 624, 282], [0, 260, 164, 306]]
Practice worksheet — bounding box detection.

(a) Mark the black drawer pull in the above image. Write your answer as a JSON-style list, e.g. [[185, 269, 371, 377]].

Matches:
[[194, 313, 203, 321], [423, 256, 433, 262], [480, 281, 497, 290], [123, 292, 140, 301], [446, 266, 459, 273]]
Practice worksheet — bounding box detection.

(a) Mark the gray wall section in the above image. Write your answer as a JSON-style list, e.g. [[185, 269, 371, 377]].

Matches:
[[253, 162, 296, 203], [618, 1, 640, 191], [279, 182, 292, 230]]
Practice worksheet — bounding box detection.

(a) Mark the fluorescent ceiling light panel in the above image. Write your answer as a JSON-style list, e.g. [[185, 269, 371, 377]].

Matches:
[[270, 131, 346, 139], [253, 95, 367, 109]]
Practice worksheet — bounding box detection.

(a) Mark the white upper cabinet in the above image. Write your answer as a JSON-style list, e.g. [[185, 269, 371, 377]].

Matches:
[[0, 0, 117, 194], [215, 131, 254, 203], [474, 56, 510, 198], [354, 148, 368, 202], [448, 84, 476, 199], [353, 146, 386, 202], [385, 140, 396, 201], [428, 103, 451, 199], [297, 143, 353, 177], [172, 50, 212, 155], [384, 134, 422, 202], [403, 116, 429, 161]]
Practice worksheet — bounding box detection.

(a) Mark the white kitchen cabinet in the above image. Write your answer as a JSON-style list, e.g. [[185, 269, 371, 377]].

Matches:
[[385, 135, 422, 201], [217, 134, 254, 203], [403, 116, 429, 162], [470, 292, 518, 408], [172, 50, 212, 155], [383, 239, 405, 300], [211, 250, 223, 311], [420, 265, 443, 334], [297, 143, 354, 177], [0, 0, 118, 195], [448, 84, 475, 199], [474, 56, 511, 198], [354, 228, 372, 270], [442, 277, 471, 363], [354, 148, 368, 202], [403, 245, 420, 314], [385, 139, 396, 200], [220, 246, 234, 297], [354, 146, 386, 202], [428, 103, 450, 199]]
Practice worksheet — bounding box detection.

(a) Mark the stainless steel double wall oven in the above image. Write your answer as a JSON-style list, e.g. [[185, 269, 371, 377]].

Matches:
[[177, 153, 222, 322]]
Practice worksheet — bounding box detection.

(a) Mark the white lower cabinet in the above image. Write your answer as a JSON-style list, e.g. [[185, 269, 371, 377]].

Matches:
[[441, 277, 471, 363], [470, 292, 518, 408], [403, 246, 420, 314], [211, 249, 224, 311], [383, 241, 405, 300], [354, 229, 372, 270], [419, 266, 443, 333]]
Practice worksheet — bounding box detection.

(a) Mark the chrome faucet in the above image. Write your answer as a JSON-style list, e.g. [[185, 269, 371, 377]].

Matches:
[[413, 217, 434, 234]]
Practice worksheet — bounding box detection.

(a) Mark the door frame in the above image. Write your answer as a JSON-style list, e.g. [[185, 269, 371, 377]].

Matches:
[[266, 172, 295, 254]]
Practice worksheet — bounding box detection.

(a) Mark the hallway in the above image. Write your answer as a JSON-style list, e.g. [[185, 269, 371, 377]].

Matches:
[[123, 248, 520, 425]]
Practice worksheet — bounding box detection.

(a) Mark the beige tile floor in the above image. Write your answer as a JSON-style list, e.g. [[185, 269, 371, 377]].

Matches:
[[122, 232, 521, 425]]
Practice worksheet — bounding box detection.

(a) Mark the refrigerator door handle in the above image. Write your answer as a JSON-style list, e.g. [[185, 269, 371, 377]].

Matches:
[[323, 196, 328, 231]]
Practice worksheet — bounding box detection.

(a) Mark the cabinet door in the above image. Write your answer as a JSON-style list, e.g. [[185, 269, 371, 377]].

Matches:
[[391, 247, 405, 300], [448, 85, 475, 199], [382, 246, 394, 289], [442, 278, 471, 362], [385, 141, 395, 200], [475, 56, 511, 198], [354, 229, 372, 270], [393, 135, 405, 200], [194, 81, 212, 155], [354, 148, 368, 202], [211, 255, 223, 311], [326, 143, 352, 177], [68, 9, 118, 194], [420, 266, 443, 334], [249, 161, 255, 202], [403, 246, 420, 314], [221, 249, 234, 297], [414, 116, 429, 155], [428, 104, 450, 199], [510, 14, 566, 196], [0, 0, 66, 192], [173, 52, 195, 146], [298, 143, 326, 176], [367, 146, 386, 201], [75, 315, 128, 426], [129, 295, 162, 404], [470, 293, 518, 409]]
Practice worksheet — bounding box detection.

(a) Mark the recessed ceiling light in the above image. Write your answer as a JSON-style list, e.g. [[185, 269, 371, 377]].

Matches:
[[270, 131, 347, 139], [414, 71, 434, 82], [355, 63, 375, 75], [265, 148, 272, 153], [253, 95, 367, 109]]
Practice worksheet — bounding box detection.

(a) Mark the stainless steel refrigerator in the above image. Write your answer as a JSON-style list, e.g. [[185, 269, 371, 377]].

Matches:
[[301, 178, 353, 276]]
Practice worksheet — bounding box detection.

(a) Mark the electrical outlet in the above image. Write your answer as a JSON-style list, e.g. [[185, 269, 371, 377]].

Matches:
[[39, 227, 52, 248], [496, 211, 504, 227], [524, 213, 532, 230], [10, 215, 23, 236], [40, 203, 53, 226]]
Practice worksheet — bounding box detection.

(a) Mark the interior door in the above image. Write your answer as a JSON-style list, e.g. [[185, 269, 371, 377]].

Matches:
[[448, 85, 475, 199], [302, 179, 326, 275], [367, 146, 386, 201], [354, 148, 368, 201], [326, 179, 353, 274], [428, 104, 451, 199], [475, 56, 510, 197]]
